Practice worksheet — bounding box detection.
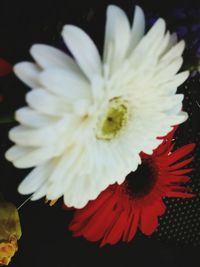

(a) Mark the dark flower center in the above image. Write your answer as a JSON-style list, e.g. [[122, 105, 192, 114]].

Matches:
[[125, 159, 158, 199]]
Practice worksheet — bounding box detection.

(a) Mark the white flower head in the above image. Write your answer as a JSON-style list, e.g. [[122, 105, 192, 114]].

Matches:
[[6, 5, 189, 208]]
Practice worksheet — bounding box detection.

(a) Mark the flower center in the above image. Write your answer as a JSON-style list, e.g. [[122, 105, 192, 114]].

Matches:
[[96, 97, 128, 140], [125, 159, 157, 199]]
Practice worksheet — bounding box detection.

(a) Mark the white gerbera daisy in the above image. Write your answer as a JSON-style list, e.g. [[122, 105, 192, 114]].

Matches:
[[6, 5, 189, 208]]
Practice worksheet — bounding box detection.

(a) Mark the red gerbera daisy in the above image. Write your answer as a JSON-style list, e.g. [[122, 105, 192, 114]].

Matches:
[[69, 128, 195, 246]]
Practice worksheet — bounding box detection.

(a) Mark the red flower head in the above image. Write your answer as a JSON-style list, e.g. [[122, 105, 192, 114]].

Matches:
[[69, 128, 195, 246], [0, 58, 12, 77], [0, 58, 12, 103]]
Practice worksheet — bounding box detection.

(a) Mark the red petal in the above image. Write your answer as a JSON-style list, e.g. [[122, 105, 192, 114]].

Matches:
[[169, 168, 193, 175], [158, 126, 177, 143], [140, 206, 159, 235], [168, 185, 193, 192], [155, 126, 177, 156], [122, 207, 133, 242], [0, 58, 12, 76], [166, 191, 194, 198], [153, 200, 166, 216], [168, 157, 194, 171], [167, 175, 191, 184], [125, 209, 140, 242], [70, 191, 119, 242], [167, 144, 195, 165], [100, 209, 129, 246], [156, 143, 175, 157], [73, 188, 114, 221]]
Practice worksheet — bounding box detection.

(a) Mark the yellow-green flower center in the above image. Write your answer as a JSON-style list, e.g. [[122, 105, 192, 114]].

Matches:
[[96, 98, 128, 140]]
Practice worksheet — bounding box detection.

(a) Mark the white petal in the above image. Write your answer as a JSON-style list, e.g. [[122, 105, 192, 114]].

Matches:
[[103, 5, 131, 71], [31, 184, 48, 201], [63, 177, 90, 208], [142, 138, 163, 154], [18, 163, 52, 195], [160, 32, 178, 56], [90, 74, 104, 101], [26, 88, 71, 116], [13, 147, 55, 168], [161, 40, 185, 62], [62, 25, 102, 80], [175, 111, 188, 123], [156, 31, 170, 58], [46, 182, 64, 200], [155, 57, 183, 82], [160, 71, 189, 93], [62, 165, 97, 208], [129, 5, 145, 51], [6, 145, 57, 168], [5, 146, 33, 162], [73, 99, 91, 116], [163, 112, 188, 126], [14, 62, 40, 88], [168, 32, 178, 47], [39, 68, 91, 100], [47, 146, 85, 201], [161, 94, 184, 111], [130, 18, 166, 66], [9, 125, 59, 147], [16, 107, 57, 128], [30, 44, 80, 72]]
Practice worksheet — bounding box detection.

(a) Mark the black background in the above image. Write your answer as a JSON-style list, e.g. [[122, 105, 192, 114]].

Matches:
[[0, 0, 200, 266]]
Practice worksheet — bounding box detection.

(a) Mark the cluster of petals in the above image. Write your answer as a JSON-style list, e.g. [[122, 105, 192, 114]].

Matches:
[[69, 128, 195, 246], [6, 5, 189, 208]]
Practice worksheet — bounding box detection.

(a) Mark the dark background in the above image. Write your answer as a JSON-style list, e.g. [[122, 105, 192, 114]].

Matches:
[[0, 0, 200, 266]]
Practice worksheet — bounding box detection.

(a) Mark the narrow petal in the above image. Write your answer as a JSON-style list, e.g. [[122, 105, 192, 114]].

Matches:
[[31, 184, 49, 200], [161, 40, 185, 62], [18, 163, 52, 195], [14, 62, 40, 88], [46, 149, 86, 201], [167, 175, 190, 184], [161, 71, 189, 93], [82, 198, 118, 242], [130, 18, 166, 65], [168, 157, 194, 171], [102, 210, 128, 245], [103, 5, 131, 71], [9, 125, 59, 147], [30, 44, 79, 72], [166, 191, 194, 198], [129, 6, 145, 51], [126, 209, 140, 242], [13, 147, 55, 168], [39, 68, 90, 100], [26, 88, 71, 116], [15, 107, 57, 128], [169, 168, 193, 175], [153, 201, 166, 216], [140, 206, 159, 235], [167, 33, 178, 50], [62, 25, 101, 80], [168, 185, 193, 192], [73, 188, 114, 221], [168, 144, 195, 165], [5, 146, 33, 162], [5, 145, 55, 168], [155, 57, 184, 83]]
